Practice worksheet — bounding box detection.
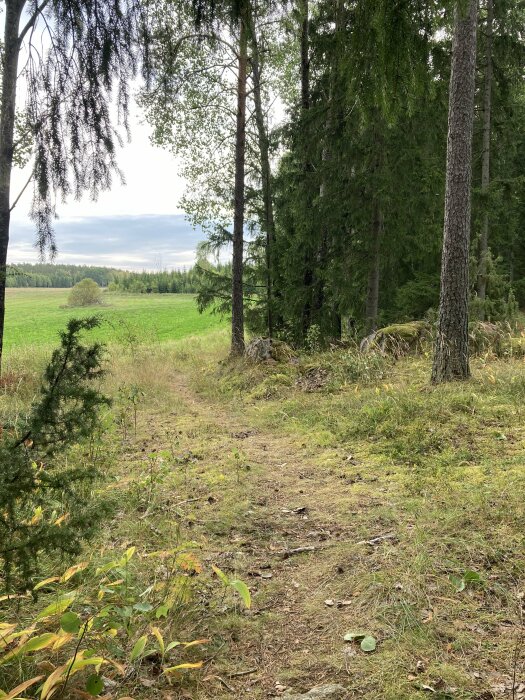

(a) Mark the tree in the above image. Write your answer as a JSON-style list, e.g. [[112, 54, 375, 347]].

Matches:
[[476, 0, 493, 315], [143, 0, 279, 353], [68, 279, 104, 307], [231, 4, 249, 355], [0, 0, 150, 372], [431, 0, 479, 383], [0, 317, 110, 590]]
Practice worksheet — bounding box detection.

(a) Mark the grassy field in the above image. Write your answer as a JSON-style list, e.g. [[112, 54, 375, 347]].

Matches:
[[0, 316, 524, 699], [4, 288, 223, 350]]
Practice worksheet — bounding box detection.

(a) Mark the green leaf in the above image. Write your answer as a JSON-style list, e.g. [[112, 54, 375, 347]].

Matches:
[[344, 631, 367, 642], [212, 565, 230, 586], [230, 579, 251, 609], [86, 674, 104, 696], [60, 612, 81, 634], [450, 575, 466, 592], [360, 635, 377, 652], [463, 570, 482, 584], [36, 592, 76, 620], [133, 602, 153, 613], [155, 604, 170, 619], [130, 635, 148, 662]]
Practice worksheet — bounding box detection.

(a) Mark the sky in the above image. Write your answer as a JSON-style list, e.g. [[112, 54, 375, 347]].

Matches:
[[8, 105, 206, 271]]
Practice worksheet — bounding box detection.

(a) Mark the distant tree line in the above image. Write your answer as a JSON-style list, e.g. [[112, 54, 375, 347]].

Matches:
[[107, 268, 200, 294], [7, 264, 199, 294]]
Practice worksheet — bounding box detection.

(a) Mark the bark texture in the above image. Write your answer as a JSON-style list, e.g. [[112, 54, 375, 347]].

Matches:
[[231, 11, 248, 356], [249, 14, 275, 338], [431, 0, 478, 383], [476, 0, 493, 315], [365, 201, 382, 333], [0, 0, 24, 372]]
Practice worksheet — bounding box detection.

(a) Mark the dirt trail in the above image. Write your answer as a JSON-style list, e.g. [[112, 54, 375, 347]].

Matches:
[[160, 369, 387, 699]]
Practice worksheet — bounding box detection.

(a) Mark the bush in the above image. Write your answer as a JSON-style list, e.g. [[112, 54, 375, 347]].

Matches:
[[0, 317, 111, 590], [68, 278, 103, 307]]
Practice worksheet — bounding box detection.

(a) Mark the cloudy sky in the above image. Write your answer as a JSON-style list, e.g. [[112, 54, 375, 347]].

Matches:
[[9, 105, 206, 271]]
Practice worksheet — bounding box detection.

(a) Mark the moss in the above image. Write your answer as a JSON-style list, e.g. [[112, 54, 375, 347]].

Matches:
[[365, 321, 432, 357]]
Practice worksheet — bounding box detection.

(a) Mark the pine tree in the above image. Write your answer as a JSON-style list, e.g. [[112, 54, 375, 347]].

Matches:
[[431, 0, 478, 383], [0, 317, 111, 591]]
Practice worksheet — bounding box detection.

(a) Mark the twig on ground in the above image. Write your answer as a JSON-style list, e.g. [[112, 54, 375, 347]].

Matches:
[[227, 668, 258, 678], [279, 545, 316, 559]]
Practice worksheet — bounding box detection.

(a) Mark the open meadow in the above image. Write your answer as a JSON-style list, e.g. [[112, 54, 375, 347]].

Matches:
[[0, 299, 524, 700], [3, 288, 223, 351]]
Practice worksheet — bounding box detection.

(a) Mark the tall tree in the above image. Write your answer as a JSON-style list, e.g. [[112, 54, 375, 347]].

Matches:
[[231, 6, 248, 355], [431, 0, 479, 383], [0, 0, 149, 370], [248, 5, 276, 338], [476, 0, 493, 315]]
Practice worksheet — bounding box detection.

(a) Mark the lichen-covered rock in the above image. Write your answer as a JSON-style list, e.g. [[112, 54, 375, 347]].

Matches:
[[245, 338, 296, 363], [282, 684, 348, 699], [360, 321, 430, 357]]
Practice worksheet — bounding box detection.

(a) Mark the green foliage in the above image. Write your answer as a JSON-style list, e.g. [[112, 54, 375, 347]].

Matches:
[[67, 279, 103, 308], [0, 318, 111, 590], [0, 548, 209, 698]]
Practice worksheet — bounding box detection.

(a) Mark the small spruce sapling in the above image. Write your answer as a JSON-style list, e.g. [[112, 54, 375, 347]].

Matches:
[[0, 317, 111, 591]]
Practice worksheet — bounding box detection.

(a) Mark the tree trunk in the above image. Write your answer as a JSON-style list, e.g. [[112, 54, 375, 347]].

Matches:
[[476, 0, 493, 317], [231, 10, 248, 356], [299, 0, 313, 339], [299, 0, 310, 111], [249, 12, 275, 339], [0, 0, 24, 373], [365, 201, 382, 333], [431, 0, 478, 384]]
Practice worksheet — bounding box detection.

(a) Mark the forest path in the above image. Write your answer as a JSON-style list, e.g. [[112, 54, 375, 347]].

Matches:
[[148, 366, 393, 699]]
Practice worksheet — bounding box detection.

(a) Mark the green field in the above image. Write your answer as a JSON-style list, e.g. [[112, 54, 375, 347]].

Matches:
[[4, 288, 223, 349]]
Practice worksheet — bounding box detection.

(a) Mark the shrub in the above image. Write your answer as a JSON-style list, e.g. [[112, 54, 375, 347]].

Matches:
[[0, 317, 111, 590], [67, 278, 103, 307]]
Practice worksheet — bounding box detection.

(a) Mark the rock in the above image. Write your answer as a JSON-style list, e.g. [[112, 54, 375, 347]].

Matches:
[[245, 337, 296, 363], [360, 321, 431, 357], [282, 684, 348, 699]]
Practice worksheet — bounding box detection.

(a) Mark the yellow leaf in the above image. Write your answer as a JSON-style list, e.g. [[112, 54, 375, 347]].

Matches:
[[0, 594, 28, 603], [60, 562, 88, 582], [53, 514, 69, 527], [0, 634, 58, 665], [3, 675, 44, 700], [120, 547, 136, 565], [30, 507, 43, 525], [0, 628, 36, 650], [34, 577, 60, 591], [106, 658, 126, 676], [144, 550, 175, 559], [151, 627, 164, 655], [40, 653, 105, 700], [163, 662, 203, 674], [181, 639, 209, 648], [52, 632, 73, 650]]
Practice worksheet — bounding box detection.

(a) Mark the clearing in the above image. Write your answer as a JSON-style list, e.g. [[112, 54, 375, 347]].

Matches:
[[3, 288, 222, 350], [97, 333, 525, 699], [1, 327, 524, 699]]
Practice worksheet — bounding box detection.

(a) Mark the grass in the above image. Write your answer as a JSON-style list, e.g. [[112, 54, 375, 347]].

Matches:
[[1, 320, 524, 699], [4, 288, 223, 349]]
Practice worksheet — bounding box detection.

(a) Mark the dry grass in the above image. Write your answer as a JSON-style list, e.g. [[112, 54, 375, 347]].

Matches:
[[1, 332, 524, 699]]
